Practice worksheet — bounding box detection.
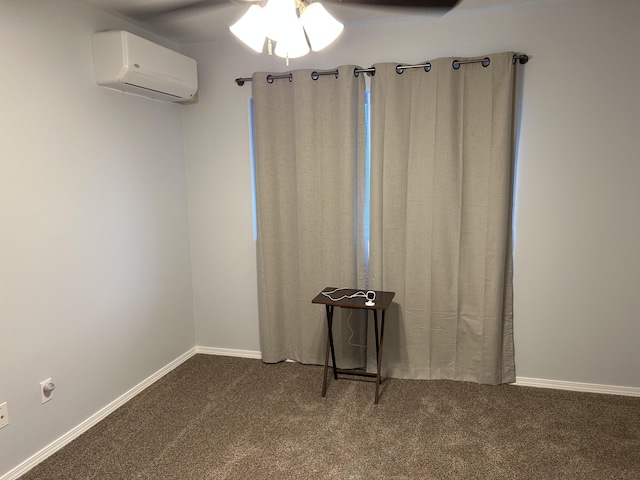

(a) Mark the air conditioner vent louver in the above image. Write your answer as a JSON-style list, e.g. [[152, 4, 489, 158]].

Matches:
[[123, 83, 183, 99]]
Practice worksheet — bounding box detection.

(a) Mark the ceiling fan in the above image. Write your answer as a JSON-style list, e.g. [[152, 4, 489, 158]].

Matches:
[[122, 0, 461, 21], [121, 0, 460, 64]]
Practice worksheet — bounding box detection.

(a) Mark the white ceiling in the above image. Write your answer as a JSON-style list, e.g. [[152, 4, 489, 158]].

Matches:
[[80, 0, 527, 44]]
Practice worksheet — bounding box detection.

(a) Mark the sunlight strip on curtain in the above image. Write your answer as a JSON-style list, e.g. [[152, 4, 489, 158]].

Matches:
[[368, 52, 520, 384], [252, 66, 367, 367]]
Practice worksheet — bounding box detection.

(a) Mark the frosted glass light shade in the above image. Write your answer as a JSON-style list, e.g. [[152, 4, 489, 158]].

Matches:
[[229, 5, 266, 53], [229, 0, 343, 61], [274, 19, 310, 59], [261, 0, 298, 42], [300, 3, 343, 51]]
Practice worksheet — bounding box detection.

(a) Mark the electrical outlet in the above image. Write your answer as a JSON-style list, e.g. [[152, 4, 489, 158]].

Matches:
[[40, 378, 55, 404], [0, 402, 8, 429]]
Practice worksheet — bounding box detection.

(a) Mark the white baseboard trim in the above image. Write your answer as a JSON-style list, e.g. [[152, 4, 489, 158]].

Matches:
[[515, 377, 640, 397], [1, 347, 197, 480], [195, 346, 262, 359]]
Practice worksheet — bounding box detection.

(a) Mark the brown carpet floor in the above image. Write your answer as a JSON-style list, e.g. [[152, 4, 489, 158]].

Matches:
[[19, 354, 640, 479]]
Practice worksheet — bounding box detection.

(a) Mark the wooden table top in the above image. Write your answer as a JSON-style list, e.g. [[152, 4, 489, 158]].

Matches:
[[312, 287, 395, 310]]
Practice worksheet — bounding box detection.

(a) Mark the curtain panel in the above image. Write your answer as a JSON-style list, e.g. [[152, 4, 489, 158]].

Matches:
[[252, 66, 367, 367], [368, 52, 520, 384]]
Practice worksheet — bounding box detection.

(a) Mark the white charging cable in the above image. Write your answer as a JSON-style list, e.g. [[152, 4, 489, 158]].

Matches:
[[321, 287, 367, 302], [345, 310, 367, 348], [322, 288, 374, 348], [321, 287, 376, 307]]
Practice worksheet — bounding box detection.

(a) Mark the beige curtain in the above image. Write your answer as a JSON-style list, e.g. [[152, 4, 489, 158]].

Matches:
[[368, 52, 519, 384], [252, 66, 367, 367]]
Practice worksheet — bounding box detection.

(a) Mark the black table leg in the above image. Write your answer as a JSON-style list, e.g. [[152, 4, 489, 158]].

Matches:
[[322, 305, 336, 397], [327, 306, 338, 380], [374, 310, 386, 404], [373, 309, 379, 362]]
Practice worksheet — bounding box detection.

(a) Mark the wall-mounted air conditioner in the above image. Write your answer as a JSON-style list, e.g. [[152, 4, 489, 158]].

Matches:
[[92, 30, 197, 103]]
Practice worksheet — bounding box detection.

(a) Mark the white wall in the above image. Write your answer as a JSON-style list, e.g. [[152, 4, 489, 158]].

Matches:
[[0, 1, 194, 476], [181, 0, 640, 387]]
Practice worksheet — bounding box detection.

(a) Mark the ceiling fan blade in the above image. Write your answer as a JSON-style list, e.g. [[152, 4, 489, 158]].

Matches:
[[121, 0, 233, 21], [321, 0, 459, 8], [120, 0, 458, 23]]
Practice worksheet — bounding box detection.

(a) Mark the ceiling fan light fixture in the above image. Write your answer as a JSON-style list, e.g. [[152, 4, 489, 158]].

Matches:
[[261, 0, 298, 42], [229, 5, 266, 53], [274, 19, 310, 59], [229, 0, 344, 62], [299, 3, 344, 52]]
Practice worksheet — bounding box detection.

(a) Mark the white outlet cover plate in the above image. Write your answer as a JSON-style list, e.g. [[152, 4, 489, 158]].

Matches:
[[40, 378, 53, 404], [0, 402, 8, 429]]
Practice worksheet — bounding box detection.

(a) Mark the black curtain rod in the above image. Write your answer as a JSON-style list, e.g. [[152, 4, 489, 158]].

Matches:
[[235, 54, 528, 86]]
